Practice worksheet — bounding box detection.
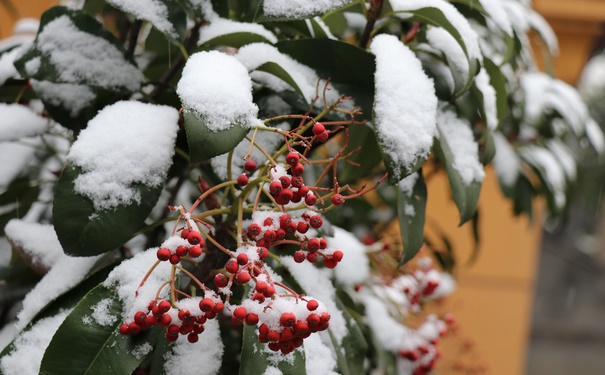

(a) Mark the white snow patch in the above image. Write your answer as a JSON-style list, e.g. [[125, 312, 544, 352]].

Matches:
[[329, 226, 370, 285], [131, 342, 153, 359], [492, 132, 520, 187], [520, 145, 566, 209], [36, 15, 143, 90], [479, 0, 513, 36], [106, 0, 178, 39], [0, 309, 71, 375], [177, 51, 261, 132], [163, 319, 224, 375], [66, 101, 179, 211], [436, 108, 485, 185], [0, 104, 47, 141], [398, 172, 419, 197], [474, 68, 498, 130], [304, 332, 339, 375], [528, 9, 558, 55], [90, 298, 118, 327], [30, 80, 96, 117], [0, 47, 22, 85], [198, 18, 277, 45], [426, 26, 469, 88], [370, 34, 437, 180], [263, 0, 352, 18], [4, 220, 63, 272], [586, 118, 605, 154], [547, 140, 576, 181]]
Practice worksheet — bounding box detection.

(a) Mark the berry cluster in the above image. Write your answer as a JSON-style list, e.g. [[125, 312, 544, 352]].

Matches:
[[397, 315, 452, 375], [119, 294, 223, 343], [156, 229, 204, 264]]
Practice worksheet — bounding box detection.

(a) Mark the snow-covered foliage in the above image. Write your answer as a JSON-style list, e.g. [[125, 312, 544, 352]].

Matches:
[[0, 1, 599, 374]]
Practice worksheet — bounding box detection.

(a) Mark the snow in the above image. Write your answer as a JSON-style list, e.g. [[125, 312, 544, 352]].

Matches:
[[262, 0, 352, 18], [4, 220, 63, 273], [281, 256, 347, 344], [304, 333, 339, 375], [426, 26, 469, 88], [163, 319, 224, 375], [478, 0, 513, 36], [106, 0, 178, 39], [307, 17, 336, 39], [177, 51, 261, 132], [263, 367, 282, 375], [390, 0, 481, 62], [0, 322, 17, 352], [89, 298, 118, 327], [328, 227, 370, 285], [579, 54, 605, 101], [370, 34, 437, 181], [198, 18, 278, 46], [520, 145, 566, 208], [528, 10, 559, 55], [131, 342, 153, 359], [436, 108, 485, 186], [547, 140, 576, 181], [104, 247, 176, 321], [16, 251, 102, 330], [30, 80, 96, 117], [66, 101, 179, 211], [0, 104, 47, 141], [398, 172, 419, 197], [586, 118, 605, 154], [211, 123, 287, 180], [36, 15, 143, 91], [0, 47, 23, 85], [474, 68, 498, 130], [492, 132, 520, 187], [0, 309, 71, 375]]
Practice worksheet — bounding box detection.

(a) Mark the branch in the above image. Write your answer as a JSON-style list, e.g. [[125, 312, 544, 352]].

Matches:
[[359, 0, 384, 49]]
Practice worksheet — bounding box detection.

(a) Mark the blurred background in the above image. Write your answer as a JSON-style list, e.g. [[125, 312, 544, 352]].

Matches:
[[2, 0, 605, 374]]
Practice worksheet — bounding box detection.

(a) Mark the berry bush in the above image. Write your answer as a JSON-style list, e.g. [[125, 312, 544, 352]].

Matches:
[[0, 0, 601, 374]]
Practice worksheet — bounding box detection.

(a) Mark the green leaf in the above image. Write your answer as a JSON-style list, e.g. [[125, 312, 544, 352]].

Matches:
[[328, 298, 368, 375], [434, 126, 482, 225], [53, 164, 163, 256], [483, 58, 508, 124], [255, 0, 354, 21], [240, 323, 306, 375], [254, 61, 308, 104], [108, 0, 187, 42], [199, 31, 275, 49], [478, 128, 496, 165], [339, 124, 382, 184], [512, 173, 535, 221], [0, 177, 40, 237], [183, 111, 249, 163], [40, 284, 159, 375], [397, 171, 427, 265]]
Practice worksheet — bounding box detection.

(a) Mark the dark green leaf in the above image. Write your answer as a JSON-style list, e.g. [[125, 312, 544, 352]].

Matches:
[[110, 0, 187, 42], [397, 171, 427, 265], [240, 323, 306, 375], [254, 61, 308, 103], [329, 298, 368, 375], [512, 173, 535, 221], [53, 164, 163, 256], [199, 31, 276, 49], [466, 209, 481, 265], [434, 125, 482, 225], [40, 284, 159, 375], [255, 0, 354, 21], [339, 124, 382, 184], [483, 57, 508, 124], [478, 128, 495, 165], [183, 111, 249, 162], [0, 177, 40, 237]]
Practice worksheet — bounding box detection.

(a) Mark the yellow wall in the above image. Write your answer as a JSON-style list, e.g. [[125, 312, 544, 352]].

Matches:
[[0, 0, 56, 38]]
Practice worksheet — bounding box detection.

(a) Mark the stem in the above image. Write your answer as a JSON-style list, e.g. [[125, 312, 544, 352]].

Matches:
[[359, 0, 384, 49], [137, 260, 162, 292], [189, 180, 239, 213], [198, 226, 235, 257], [175, 265, 208, 291]]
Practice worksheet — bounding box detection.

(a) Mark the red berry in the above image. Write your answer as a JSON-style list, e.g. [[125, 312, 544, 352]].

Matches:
[[279, 214, 291, 229], [214, 273, 228, 288], [245, 313, 259, 325], [255, 281, 268, 293], [309, 215, 323, 229], [279, 175, 291, 188], [296, 221, 309, 234], [319, 238, 328, 249], [169, 254, 180, 264], [259, 323, 270, 335], [205, 310, 217, 319], [236, 271, 251, 284], [263, 217, 273, 226], [178, 309, 191, 321], [307, 238, 320, 252], [187, 332, 199, 343], [214, 302, 224, 312], [175, 245, 188, 257], [305, 194, 317, 206], [158, 300, 171, 313], [269, 181, 282, 195], [233, 306, 247, 320], [307, 313, 320, 327], [267, 330, 280, 342], [280, 312, 296, 327], [257, 247, 269, 259], [252, 292, 266, 303], [317, 130, 329, 143], [225, 259, 239, 273], [291, 163, 304, 176], [188, 245, 203, 257], [293, 320, 309, 335], [237, 253, 249, 265], [331, 194, 345, 205], [128, 322, 141, 335], [158, 313, 172, 326], [248, 223, 262, 237], [320, 312, 331, 323], [156, 248, 171, 261], [306, 252, 318, 263], [275, 228, 286, 240], [291, 176, 304, 188], [199, 298, 215, 312], [119, 323, 129, 335], [237, 174, 249, 186], [306, 300, 319, 311], [244, 159, 257, 173], [291, 191, 302, 203], [286, 152, 300, 166], [144, 315, 158, 327], [180, 229, 190, 239], [293, 251, 306, 263], [312, 123, 325, 135], [276, 189, 293, 205], [187, 231, 203, 245], [323, 258, 338, 269], [280, 328, 294, 341], [134, 311, 147, 324], [231, 316, 243, 326], [332, 250, 344, 262], [264, 285, 276, 297], [194, 324, 205, 334], [298, 185, 309, 196], [263, 229, 276, 242]]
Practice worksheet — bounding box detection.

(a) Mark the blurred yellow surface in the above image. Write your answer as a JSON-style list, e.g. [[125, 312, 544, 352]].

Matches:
[[0, 0, 56, 38]]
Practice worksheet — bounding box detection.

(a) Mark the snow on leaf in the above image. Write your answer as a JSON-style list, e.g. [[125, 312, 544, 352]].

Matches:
[[5, 220, 63, 273], [177, 51, 261, 132], [473, 68, 498, 130], [492, 132, 520, 188], [586, 118, 605, 154], [370, 34, 437, 183], [520, 145, 566, 210], [328, 226, 370, 286], [198, 18, 278, 46], [163, 319, 224, 375], [425, 26, 469, 93], [0, 104, 47, 142], [261, 0, 353, 19], [106, 0, 181, 40], [66, 101, 179, 211]]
